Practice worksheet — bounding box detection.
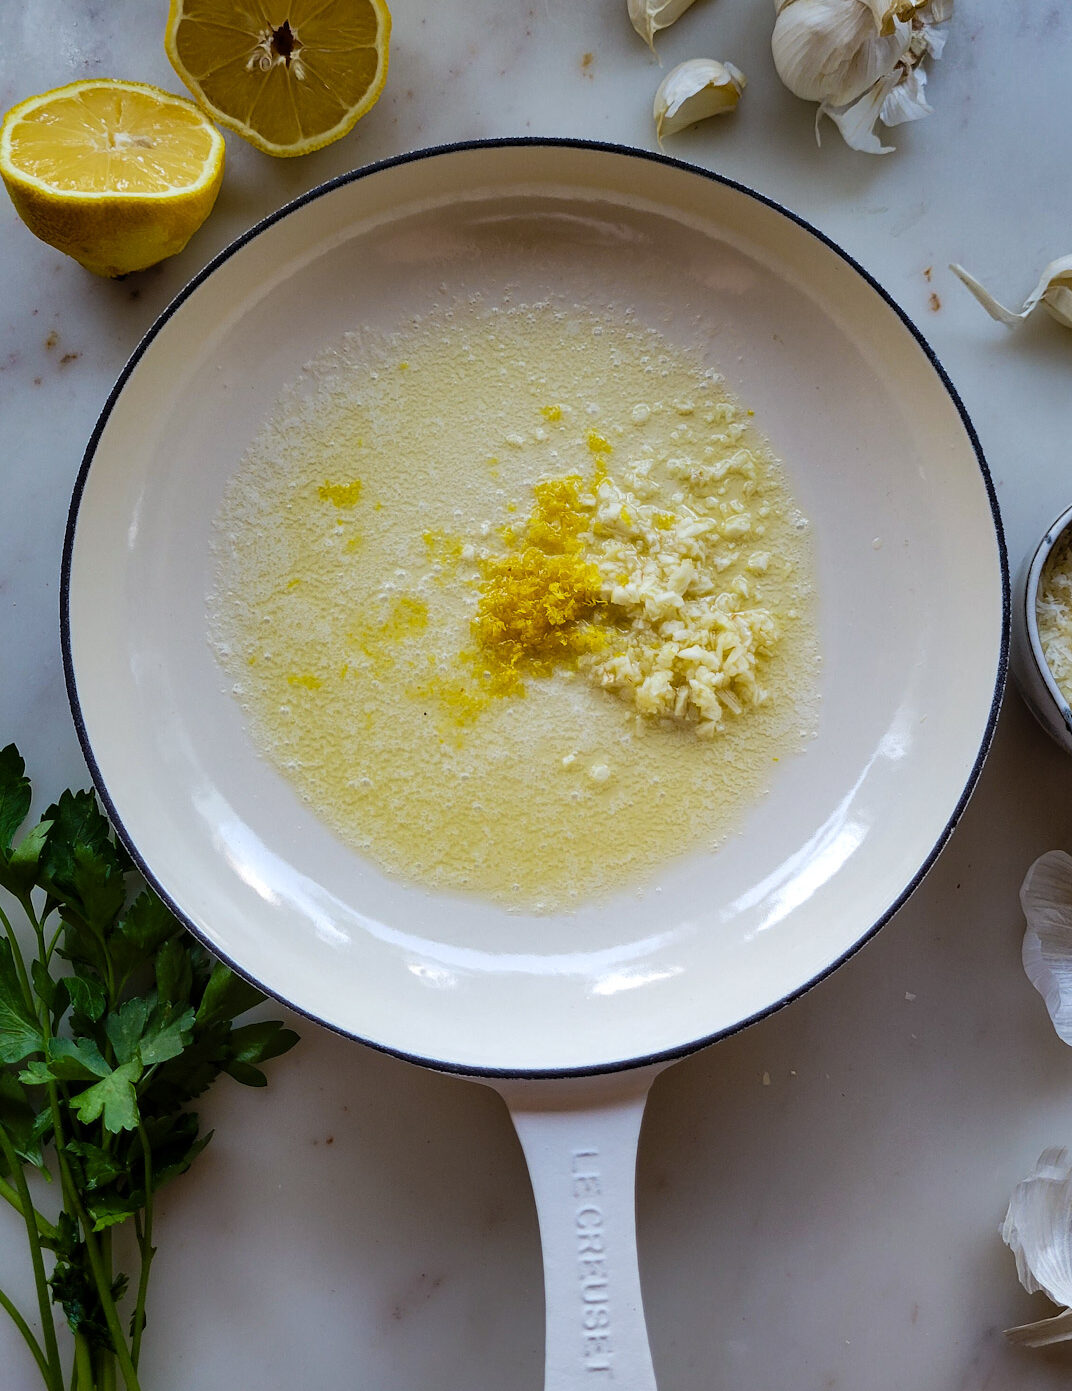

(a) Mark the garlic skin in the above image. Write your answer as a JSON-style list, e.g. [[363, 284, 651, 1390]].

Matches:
[[653, 59, 746, 145], [1020, 851, 1072, 1043], [951, 256, 1072, 330], [999, 854, 1072, 1346], [629, 0, 700, 53], [771, 0, 953, 154], [1003, 1148, 1072, 1346]]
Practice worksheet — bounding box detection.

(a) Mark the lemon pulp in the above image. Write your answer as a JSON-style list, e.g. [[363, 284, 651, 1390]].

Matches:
[[166, 0, 390, 156]]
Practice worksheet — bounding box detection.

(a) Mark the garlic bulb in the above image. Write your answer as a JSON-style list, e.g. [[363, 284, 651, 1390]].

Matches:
[[1003, 1148, 1072, 1346], [771, 0, 953, 154], [951, 256, 1072, 331], [653, 59, 746, 144], [629, 0, 700, 53]]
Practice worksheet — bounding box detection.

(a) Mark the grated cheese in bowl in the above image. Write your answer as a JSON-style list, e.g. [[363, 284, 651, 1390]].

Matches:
[[1037, 524, 1072, 705]]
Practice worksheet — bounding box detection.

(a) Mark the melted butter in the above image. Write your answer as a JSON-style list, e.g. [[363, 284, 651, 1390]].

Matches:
[[210, 301, 819, 912]]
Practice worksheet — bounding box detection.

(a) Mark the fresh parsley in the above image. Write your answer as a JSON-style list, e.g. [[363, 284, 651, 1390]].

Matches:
[[0, 744, 299, 1390]]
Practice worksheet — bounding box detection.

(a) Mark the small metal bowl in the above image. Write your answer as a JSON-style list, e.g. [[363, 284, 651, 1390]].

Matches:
[[1012, 502, 1072, 756]]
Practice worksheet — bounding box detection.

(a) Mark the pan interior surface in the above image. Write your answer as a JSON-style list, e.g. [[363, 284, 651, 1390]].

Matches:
[[64, 144, 1006, 1075]]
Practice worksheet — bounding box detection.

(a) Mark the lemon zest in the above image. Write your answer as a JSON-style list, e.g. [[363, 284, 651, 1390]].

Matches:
[[318, 480, 363, 507], [470, 473, 605, 698]]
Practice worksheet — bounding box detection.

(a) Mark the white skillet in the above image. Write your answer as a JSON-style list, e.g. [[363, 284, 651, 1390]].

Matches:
[[61, 141, 1008, 1389]]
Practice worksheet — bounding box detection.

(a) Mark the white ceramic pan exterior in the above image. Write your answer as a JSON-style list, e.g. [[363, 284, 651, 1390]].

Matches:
[[61, 142, 1008, 1390]]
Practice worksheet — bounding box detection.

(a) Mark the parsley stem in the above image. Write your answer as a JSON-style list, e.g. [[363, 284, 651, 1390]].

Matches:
[[44, 914, 64, 967], [0, 1123, 63, 1389], [130, 1125, 154, 1371], [20, 889, 48, 962], [0, 1281, 58, 1390], [55, 1155, 141, 1391], [99, 1334, 116, 1391], [0, 1172, 58, 1243], [101, 1229, 116, 1391], [44, 1089, 141, 1391], [0, 897, 36, 1015], [73, 1330, 92, 1391]]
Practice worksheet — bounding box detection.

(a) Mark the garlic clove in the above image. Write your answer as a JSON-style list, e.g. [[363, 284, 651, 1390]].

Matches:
[[952, 256, 1072, 329], [1046, 283, 1072, 327], [629, 0, 700, 53], [1001, 860, 1072, 1345], [1023, 258, 1072, 328], [653, 59, 746, 144], [1020, 851, 1072, 1039], [1003, 1147, 1072, 1315]]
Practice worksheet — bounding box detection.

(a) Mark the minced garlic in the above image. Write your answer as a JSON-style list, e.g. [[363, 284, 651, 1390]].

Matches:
[[1038, 528, 1072, 703]]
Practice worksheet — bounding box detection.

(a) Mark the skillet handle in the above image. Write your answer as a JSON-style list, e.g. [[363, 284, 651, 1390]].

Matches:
[[493, 1066, 665, 1391]]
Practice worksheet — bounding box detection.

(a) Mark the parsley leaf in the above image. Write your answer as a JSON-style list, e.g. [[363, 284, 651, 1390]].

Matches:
[[69, 1060, 143, 1133], [0, 743, 31, 852], [0, 938, 42, 1064]]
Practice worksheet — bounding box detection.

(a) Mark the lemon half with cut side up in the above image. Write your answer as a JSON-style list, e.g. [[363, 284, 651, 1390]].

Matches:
[[165, 0, 391, 158], [0, 79, 225, 278]]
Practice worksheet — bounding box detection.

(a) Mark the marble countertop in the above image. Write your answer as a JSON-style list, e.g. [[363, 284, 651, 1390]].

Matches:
[[3, 3, 1072, 1388]]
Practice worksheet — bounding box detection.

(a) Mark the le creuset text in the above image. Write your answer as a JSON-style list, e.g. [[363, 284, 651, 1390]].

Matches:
[[573, 1148, 613, 1375]]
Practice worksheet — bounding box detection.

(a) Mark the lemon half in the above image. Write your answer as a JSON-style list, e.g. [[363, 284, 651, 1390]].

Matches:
[[0, 79, 225, 278], [166, 0, 391, 158]]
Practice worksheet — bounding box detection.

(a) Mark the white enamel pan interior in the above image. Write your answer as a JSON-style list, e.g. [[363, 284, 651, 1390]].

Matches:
[[62, 141, 1007, 1390]]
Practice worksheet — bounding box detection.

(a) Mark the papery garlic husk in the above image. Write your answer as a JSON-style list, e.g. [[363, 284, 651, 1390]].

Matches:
[[629, 0, 700, 53], [1020, 851, 1072, 1040], [771, 0, 952, 153], [950, 256, 1072, 330], [1002, 1147, 1072, 1346], [653, 59, 745, 144]]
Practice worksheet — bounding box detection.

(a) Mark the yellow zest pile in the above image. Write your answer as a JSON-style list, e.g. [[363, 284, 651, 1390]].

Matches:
[[318, 479, 363, 506], [471, 475, 605, 696]]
